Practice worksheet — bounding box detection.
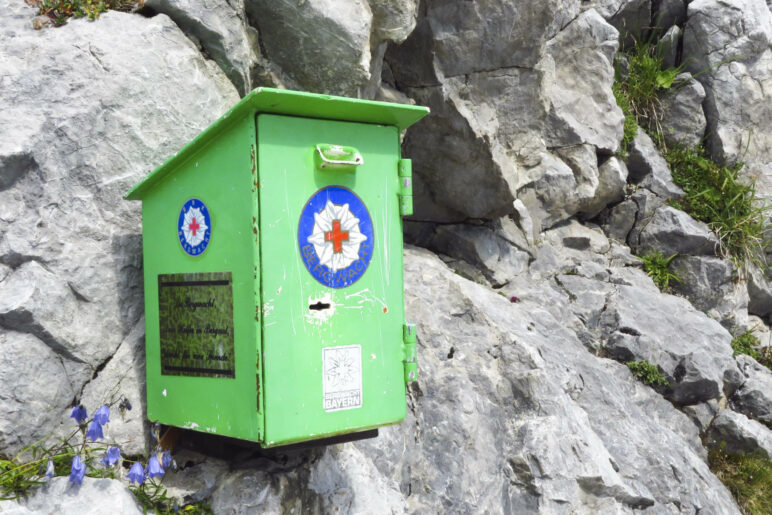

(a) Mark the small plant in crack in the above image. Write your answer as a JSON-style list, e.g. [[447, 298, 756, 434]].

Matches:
[[626, 360, 670, 388], [639, 252, 680, 291], [731, 331, 772, 371]]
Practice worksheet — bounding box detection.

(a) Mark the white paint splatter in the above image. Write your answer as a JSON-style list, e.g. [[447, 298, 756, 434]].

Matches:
[[305, 292, 336, 325], [162, 389, 167, 397]]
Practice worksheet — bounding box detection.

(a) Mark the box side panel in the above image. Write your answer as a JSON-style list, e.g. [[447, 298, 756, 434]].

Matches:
[[257, 114, 406, 447], [141, 114, 262, 442]]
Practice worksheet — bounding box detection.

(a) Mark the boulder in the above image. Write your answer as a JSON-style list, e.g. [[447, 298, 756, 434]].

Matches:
[[601, 199, 638, 243], [732, 354, 772, 427], [144, 0, 261, 96], [368, 0, 418, 44], [683, 0, 772, 200], [658, 25, 681, 69], [652, 0, 687, 32], [428, 224, 530, 287], [591, 0, 651, 47], [543, 10, 624, 153], [635, 206, 720, 256], [597, 284, 743, 405], [21, 478, 142, 514], [660, 73, 707, 149], [626, 131, 684, 199], [585, 156, 629, 218], [747, 264, 772, 318], [245, 0, 373, 96], [669, 255, 748, 329], [707, 409, 772, 458], [0, 3, 238, 455]]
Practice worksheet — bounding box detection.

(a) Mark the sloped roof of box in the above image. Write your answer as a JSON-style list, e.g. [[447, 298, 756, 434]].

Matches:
[[125, 88, 429, 200]]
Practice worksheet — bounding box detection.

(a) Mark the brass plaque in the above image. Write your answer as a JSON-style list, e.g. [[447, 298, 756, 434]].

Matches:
[[158, 272, 235, 378]]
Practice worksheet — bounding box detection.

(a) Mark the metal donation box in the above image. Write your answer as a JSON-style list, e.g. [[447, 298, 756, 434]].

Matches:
[[125, 88, 428, 447]]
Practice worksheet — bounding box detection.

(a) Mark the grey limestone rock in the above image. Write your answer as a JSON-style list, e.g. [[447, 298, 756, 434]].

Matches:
[[659, 25, 681, 69], [732, 354, 772, 428], [669, 255, 748, 329], [707, 409, 772, 458], [660, 73, 707, 149], [428, 224, 530, 287], [635, 205, 720, 256], [602, 199, 639, 243], [21, 478, 142, 514], [144, 0, 261, 96], [598, 284, 743, 405], [683, 0, 772, 201], [368, 0, 418, 44], [0, 3, 238, 456], [591, 0, 651, 47], [747, 264, 772, 318], [543, 10, 625, 153], [626, 131, 684, 199], [245, 0, 373, 97], [587, 156, 629, 218], [653, 0, 687, 32]]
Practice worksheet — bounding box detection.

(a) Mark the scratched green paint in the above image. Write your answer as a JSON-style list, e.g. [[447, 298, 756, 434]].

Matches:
[[126, 89, 428, 446]]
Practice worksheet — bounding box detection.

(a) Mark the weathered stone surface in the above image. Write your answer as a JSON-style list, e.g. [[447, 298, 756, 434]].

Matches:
[[368, 0, 418, 44], [245, 0, 373, 96], [209, 468, 283, 513], [397, 247, 737, 512], [592, 0, 651, 46], [22, 478, 142, 514], [626, 131, 684, 199], [635, 206, 719, 256], [653, 0, 687, 32], [144, 0, 260, 96], [601, 199, 638, 243], [732, 354, 772, 427], [659, 25, 681, 69], [591, 157, 629, 217], [683, 0, 772, 198], [660, 73, 707, 149], [428, 224, 530, 287], [0, 2, 238, 455], [707, 409, 772, 458], [543, 10, 624, 153], [598, 284, 742, 405], [747, 264, 772, 318], [669, 255, 748, 329], [164, 451, 230, 506], [76, 318, 149, 456]]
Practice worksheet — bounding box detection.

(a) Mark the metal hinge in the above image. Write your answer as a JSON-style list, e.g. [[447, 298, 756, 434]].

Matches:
[[403, 323, 418, 383], [398, 159, 413, 217]]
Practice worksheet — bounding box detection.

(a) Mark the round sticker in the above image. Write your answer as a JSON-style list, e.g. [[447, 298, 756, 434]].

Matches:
[[177, 198, 211, 256], [298, 186, 374, 288]]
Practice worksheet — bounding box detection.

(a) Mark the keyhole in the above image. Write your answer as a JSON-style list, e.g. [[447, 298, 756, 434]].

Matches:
[[309, 302, 331, 311]]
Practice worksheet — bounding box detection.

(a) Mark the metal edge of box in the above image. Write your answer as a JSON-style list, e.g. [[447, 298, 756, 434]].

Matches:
[[125, 88, 430, 201]]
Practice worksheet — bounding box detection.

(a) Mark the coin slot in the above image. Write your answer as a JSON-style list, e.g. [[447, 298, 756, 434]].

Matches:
[[309, 302, 331, 311]]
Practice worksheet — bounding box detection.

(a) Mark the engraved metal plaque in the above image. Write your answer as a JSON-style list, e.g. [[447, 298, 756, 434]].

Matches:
[[158, 272, 235, 378]]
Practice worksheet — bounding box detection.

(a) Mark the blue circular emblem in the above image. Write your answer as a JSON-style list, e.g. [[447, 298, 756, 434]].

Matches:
[[177, 198, 211, 257], [298, 186, 374, 288]]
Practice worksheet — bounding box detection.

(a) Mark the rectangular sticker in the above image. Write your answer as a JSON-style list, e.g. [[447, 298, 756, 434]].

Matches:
[[323, 345, 362, 412], [158, 272, 235, 378]]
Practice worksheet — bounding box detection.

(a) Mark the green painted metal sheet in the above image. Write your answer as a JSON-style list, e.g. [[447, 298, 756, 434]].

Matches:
[[125, 88, 429, 201], [257, 114, 407, 447], [140, 114, 263, 442]]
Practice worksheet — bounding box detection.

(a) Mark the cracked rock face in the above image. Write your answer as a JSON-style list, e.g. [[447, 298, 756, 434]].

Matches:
[[0, 3, 238, 456]]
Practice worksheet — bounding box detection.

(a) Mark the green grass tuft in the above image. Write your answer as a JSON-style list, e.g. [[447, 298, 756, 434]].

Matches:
[[37, 0, 137, 26], [639, 252, 681, 291], [664, 144, 768, 266], [731, 331, 772, 371], [626, 360, 670, 387], [709, 445, 772, 514]]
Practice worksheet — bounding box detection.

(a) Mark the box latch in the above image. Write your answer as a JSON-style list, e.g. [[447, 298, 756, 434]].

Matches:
[[315, 144, 363, 171], [398, 159, 413, 217], [403, 323, 418, 383]]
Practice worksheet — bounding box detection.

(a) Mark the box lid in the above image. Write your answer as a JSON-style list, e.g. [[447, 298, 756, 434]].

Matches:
[[125, 88, 429, 200]]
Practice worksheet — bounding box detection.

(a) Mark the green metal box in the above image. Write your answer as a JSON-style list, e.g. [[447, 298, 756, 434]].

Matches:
[[125, 88, 428, 447]]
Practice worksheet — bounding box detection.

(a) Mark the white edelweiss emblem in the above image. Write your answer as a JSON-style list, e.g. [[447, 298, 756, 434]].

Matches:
[[306, 200, 368, 272], [182, 206, 208, 247]]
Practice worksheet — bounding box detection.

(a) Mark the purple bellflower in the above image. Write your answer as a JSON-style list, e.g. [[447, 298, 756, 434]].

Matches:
[[161, 450, 172, 469], [45, 459, 55, 478], [69, 405, 87, 424], [69, 456, 85, 484], [147, 455, 164, 479], [101, 446, 121, 467], [127, 462, 145, 485], [94, 405, 110, 425], [85, 420, 103, 442]]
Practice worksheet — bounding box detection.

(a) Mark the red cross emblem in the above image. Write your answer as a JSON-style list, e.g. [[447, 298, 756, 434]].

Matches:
[[188, 218, 200, 237], [324, 220, 349, 253]]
